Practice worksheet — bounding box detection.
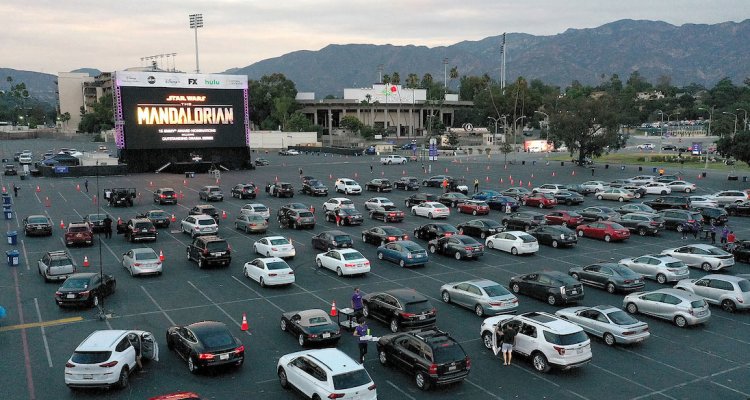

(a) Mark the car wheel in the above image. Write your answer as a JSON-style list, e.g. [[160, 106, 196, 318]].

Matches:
[[634, 193, 642, 199], [577, 230, 584, 237], [539, 203, 544, 209], [656, 274, 667, 284], [259, 277, 266, 288], [604, 234, 611, 242], [532, 352, 551, 373], [362, 305, 369, 317], [442, 291, 451, 303], [429, 245, 437, 254], [502, 221, 509, 228], [566, 200, 573, 206], [481, 332, 495, 350], [428, 212, 434, 219], [676, 224, 684, 233], [674, 315, 687, 328], [597, 195, 603, 200], [551, 240, 559, 248], [546, 294, 558, 305], [685, 188, 692, 193], [524, 225, 531, 232], [486, 240, 495, 249], [571, 273, 580, 280], [377, 252, 384, 260], [361, 234, 367, 243], [117, 366, 129, 389], [399, 259, 406, 268], [603, 332, 617, 346], [511, 247, 518, 255], [91, 295, 100, 308], [626, 303, 638, 314], [474, 304, 484, 317], [473, 210, 478, 215], [188, 356, 198, 373], [381, 240, 387, 247], [606, 282, 616, 294], [278, 367, 290, 389], [701, 262, 712, 272], [379, 350, 390, 366], [298, 334, 305, 347], [411, 208, 417, 215], [336, 267, 343, 277], [639, 228, 647, 236], [454, 251, 462, 260], [721, 299, 737, 313], [618, 197, 625, 202], [390, 318, 399, 333], [480, 232, 486, 239], [415, 371, 431, 390]]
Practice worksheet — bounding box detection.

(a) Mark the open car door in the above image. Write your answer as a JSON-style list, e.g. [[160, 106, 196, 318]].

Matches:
[[141, 331, 159, 362]]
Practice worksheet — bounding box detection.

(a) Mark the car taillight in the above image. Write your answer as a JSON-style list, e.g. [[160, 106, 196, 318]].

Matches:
[[202, 248, 209, 255], [687, 220, 695, 223], [430, 308, 437, 315], [388, 236, 395, 241], [235, 345, 245, 353], [328, 394, 345, 399], [268, 273, 278, 277], [403, 235, 409, 240], [160, 194, 166, 198], [55, 291, 62, 297], [345, 263, 356, 267], [428, 363, 438, 375], [133, 263, 142, 267], [65, 362, 75, 368], [466, 356, 471, 369], [149, 228, 156, 232], [622, 331, 636, 336], [444, 232, 453, 237], [553, 346, 566, 355], [99, 361, 118, 368], [368, 384, 377, 391], [400, 312, 416, 318], [389, 213, 395, 217], [227, 244, 232, 252], [464, 246, 473, 250], [288, 271, 294, 275], [198, 353, 215, 360]]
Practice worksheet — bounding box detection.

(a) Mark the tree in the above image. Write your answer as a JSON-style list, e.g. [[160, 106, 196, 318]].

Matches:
[[446, 131, 459, 147], [500, 142, 513, 164], [248, 73, 298, 128], [391, 72, 400, 85], [715, 131, 750, 165], [405, 74, 420, 89], [340, 115, 363, 133], [78, 94, 113, 133], [548, 95, 624, 164], [285, 112, 316, 132], [449, 66, 459, 91]]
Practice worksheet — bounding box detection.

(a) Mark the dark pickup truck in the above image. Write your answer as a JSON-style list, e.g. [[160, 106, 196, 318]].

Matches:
[[104, 188, 136, 207]]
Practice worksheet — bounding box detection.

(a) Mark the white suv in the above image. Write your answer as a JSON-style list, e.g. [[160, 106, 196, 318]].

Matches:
[[335, 178, 362, 195], [532, 184, 567, 194], [65, 330, 158, 389], [480, 311, 591, 373], [277, 348, 377, 400]]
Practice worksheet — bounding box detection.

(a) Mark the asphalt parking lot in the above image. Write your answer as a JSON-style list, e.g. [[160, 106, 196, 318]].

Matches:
[[1, 145, 749, 400]]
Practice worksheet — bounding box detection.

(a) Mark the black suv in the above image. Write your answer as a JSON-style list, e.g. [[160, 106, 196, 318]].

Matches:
[[84, 213, 108, 232], [230, 183, 257, 199], [422, 175, 454, 188], [301, 179, 328, 196], [363, 289, 437, 333], [413, 223, 459, 241], [365, 179, 393, 192], [311, 230, 353, 251], [118, 218, 157, 242], [278, 208, 315, 229], [615, 213, 664, 236], [530, 225, 577, 248], [105, 187, 136, 207], [325, 208, 364, 226], [267, 182, 295, 198], [501, 211, 546, 231], [405, 193, 438, 208], [186, 236, 231, 268], [154, 188, 177, 205], [377, 330, 470, 390], [644, 196, 690, 211], [693, 206, 728, 225], [394, 176, 420, 191], [509, 271, 584, 306], [199, 186, 224, 202], [657, 209, 703, 232], [438, 192, 470, 208], [189, 205, 220, 223], [138, 210, 171, 228]]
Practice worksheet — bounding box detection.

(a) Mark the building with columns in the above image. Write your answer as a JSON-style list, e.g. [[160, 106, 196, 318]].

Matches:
[[295, 84, 473, 137]]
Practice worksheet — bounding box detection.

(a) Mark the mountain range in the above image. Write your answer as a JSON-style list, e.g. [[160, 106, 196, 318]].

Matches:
[[2, 19, 749, 104]]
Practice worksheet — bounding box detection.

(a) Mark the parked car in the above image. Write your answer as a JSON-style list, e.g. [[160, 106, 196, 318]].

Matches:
[[544, 210, 584, 228], [725, 201, 750, 216], [323, 197, 355, 212], [240, 203, 269, 219], [708, 190, 747, 206], [268, 182, 295, 198], [596, 188, 634, 202], [618, 254, 690, 284], [234, 213, 268, 233], [456, 219, 503, 239], [23, 214, 53, 236], [615, 212, 664, 236], [394, 176, 420, 191], [64, 222, 94, 247], [55, 272, 116, 307], [427, 234, 485, 260], [137, 210, 171, 228], [365, 178, 393, 192], [501, 187, 532, 200], [277, 348, 376, 399], [438, 192, 471, 208], [568, 263, 645, 293], [198, 186, 224, 202], [361, 226, 409, 246], [555, 305, 650, 346], [616, 203, 656, 215], [121, 247, 163, 276], [65, 330, 158, 389], [675, 274, 750, 313], [254, 236, 296, 258], [380, 154, 408, 164], [411, 201, 450, 219], [485, 231, 539, 255], [364, 197, 394, 211], [532, 184, 568, 195], [623, 289, 710, 327], [376, 240, 429, 268], [642, 182, 672, 195], [667, 180, 697, 193], [509, 271, 584, 306], [325, 207, 364, 226], [243, 257, 295, 287], [553, 191, 585, 205], [607, 183, 646, 199], [230, 183, 257, 199], [501, 211, 546, 231], [441, 279, 518, 316], [153, 188, 177, 205], [661, 244, 734, 272], [576, 221, 631, 242], [413, 222, 459, 241], [301, 179, 328, 196], [377, 330, 469, 390], [529, 225, 577, 248], [165, 321, 244, 373], [278, 209, 316, 230], [486, 195, 520, 211], [577, 206, 619, 221], [189, 205, 220, 222], [692, 206, 728, 225], [644, 196, 690, 210], [405, 193, 438, 207], [186, 236, 231, 269], [38, 250, 75, 282], [657, 209, 703, 232], [362, 289, 437, 332], [315, 249, 370, 276], [521, 193, 558, 208], [180, 215, 218, 238], [369, 205, 405, 222], [334, 178, 362, 195], [254, 157, 270, 166], [120, 218, 158, 242], [628, 175, 656, 184], [472, 190, 502, 201], [565, 184, 595, 195], [279, 309, 340, 346], [580, 181, 607, 193], [311, 230, 353, 251], [723, 240, 750, 263], [422, 175, 453, 188], [457, 200, 490, 215]]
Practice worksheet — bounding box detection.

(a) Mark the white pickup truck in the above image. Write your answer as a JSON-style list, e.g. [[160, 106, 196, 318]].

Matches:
[[380, 155, 407, 165]]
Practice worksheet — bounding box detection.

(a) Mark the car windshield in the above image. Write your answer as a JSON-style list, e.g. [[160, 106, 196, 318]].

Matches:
[[690, 300, 707, 309], [519, 234, 536, 243], [134, 222, 152, 229], [247, 215, 265, 222], [567, 212, 582, 217], [298, 211, 314, 218], [543, 330, 588, 346], [198, 330, 234, 350], [737, 280, 750, 292], [71, 351, 112, 364], [270, 238, 290, 245], [62, 278, 89, 289], [266, 261, 289, 270], [704, 247, 730, 256], [68, 226, 88, 233], [280, 184, 292, 189], [610, 223, 626, 230], [49, 258, 72, 267], [341, 200, 354, 205], [198, 219, 215, 226], [665, 261, 685, 269], [150, 211, 168, 218], [432, 341, 466, 363], [458, 238, 478, 245], [28, 217, 48, 224], [334, 235, 351, 242], [382, 227, 402, 235], [87, 214, 105, 222], [342, 251, 365, 261], [332, 369, 373, 390], [253, 206, 268, 212], [310, 181, 324, 187], [209, 188, 221, 193], [606, 310, 639, 325], [483, 284, 511, 297], [206, 242, 228, 252], [162, 190, 175, 196], [135, 252, 158, 261], [339, 209, 358, 216], [403, 300, 432, 313]]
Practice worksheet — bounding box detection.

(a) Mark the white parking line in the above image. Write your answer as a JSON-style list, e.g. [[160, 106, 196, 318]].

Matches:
[[589, 363, 677, 400], [140, 286, 176, 325], [21, 239, 30, 271], [703, 329, 750, 345], [711, 381, 750, 398], [464, 378, 505, 400], [386, 380, 416, 400], [630, 362, 750, 400], [620, 347, 699, 377], [33, 298, 53, 368], [231, 275, 286, 313], [187, 280, 251, 336]]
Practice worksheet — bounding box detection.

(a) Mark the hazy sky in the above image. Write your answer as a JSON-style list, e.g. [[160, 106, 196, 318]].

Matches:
[[3, 0, 748, 75]]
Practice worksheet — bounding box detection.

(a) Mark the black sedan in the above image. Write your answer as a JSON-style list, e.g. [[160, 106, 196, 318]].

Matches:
[[365, 179, 393, 192], [509, 271, 584, 306], [565, 184, 595, 196], [501, 211, 546, 231], [370, 205, 406, 222], [394, 176, 420, 191], [254, 158, 270, 166], [231, 183, 257, 199], [54, 273, 116, 308], [457, 219, 504, 239], [427, 235, 484, 260], [529, 225, 577, 248], [486, 195, 520, 212], [438, 192, 470, 208], [311, 230, 353, 251], [615, 213, 664, 236], [723, 240, 750, 263], [413, 223, 459, 241], [577, 206, 619, 222], [301, 179, 329, 196], [280, 309, 341, 347], [363, 289, 437, 333], [422, 175, 454, 188], [166, 321, 244, 373], [693, 206, 728, 225], [138, 210, 171, 228], [324, 208, 364, 226], [405, 193, 438, 208], [362, 226, 409, 246], [568, 263, 645, 294], [725, 201, 750, 217], [23, 215, 53, 236], [553, 191, 585, 205]]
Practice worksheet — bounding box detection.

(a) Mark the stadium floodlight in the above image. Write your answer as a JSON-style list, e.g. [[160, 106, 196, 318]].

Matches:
[[189, 14, 204, 73]]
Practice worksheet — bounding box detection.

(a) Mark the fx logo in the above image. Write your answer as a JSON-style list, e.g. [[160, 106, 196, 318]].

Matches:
[[188, 79, 198, 85]]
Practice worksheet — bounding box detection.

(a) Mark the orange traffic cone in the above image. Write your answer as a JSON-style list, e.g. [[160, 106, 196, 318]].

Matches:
[[183, 179, 187, 186], [215, 178, 220, 185], [485, 176, 490, 182], [171, 214, 176, 222], [329, 173, 333, 180], [241, 313, 249, 331], [486, 165, 490, 171], [222, 210, 227, 219], [45, 197, 50, 207], [159, 250, 165, 262], [500, 178, 504, 184], [83, 256, 89, 267], [572, 170, 576, 176], [466, 166, 469, 172], [149, 181, 154, 187], [444, 167, 448, 173], [60, 219, 65, 229], [76, 184, 81, 191], [1, 186, 5, 193], [92, 195, 97, 204], [117, 217, 122, 226], [330, 300, 337, 317], [354, 172, 358, 178], [531, 173, 534, 178], [528, 181, 532, 187], [36, 185, 41, 193], [552, 171, 556, 177], [402, 170, 406, 175]]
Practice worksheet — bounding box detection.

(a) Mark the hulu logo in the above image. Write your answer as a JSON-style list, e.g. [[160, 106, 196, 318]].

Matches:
[[204, 79, 220, 85]]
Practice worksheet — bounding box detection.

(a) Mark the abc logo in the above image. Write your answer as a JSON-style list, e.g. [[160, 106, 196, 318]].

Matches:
[[147, 76, 155, 84]]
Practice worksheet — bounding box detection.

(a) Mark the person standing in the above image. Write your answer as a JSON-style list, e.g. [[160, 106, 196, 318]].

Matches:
[[353, 318, 369, 364], [473, 178, 479, 194], [299, 167, 303, 177], [728, 231, 736, 244], [12, 184, 19, 198], [710, 221, 717, 244], [335, 209, 342, 226], [680, 222, 688, 240], [721, 226, 729, 244], [84, 179, 89, 193], [501, 324, 517, 366], [370, 165, 373, 174], [103, 215, 113, 239], [351, 287, 363, 318]]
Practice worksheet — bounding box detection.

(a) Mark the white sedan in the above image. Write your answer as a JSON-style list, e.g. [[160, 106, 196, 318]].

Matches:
[[323, 197, 355, 212], [315, 249, 370, 276], [243, 257, 295, 287], [364, 197, 394, 211], [121, 247, 162, 276], [485, 231, 539, 255], [241, 203, 270, 219], [411, 201, 450, 219], [254, 236, 296, 258], [180, 215, 218, 238], [581, 181, 607, 192], [642, 182, 671, 195], [667, 181, 696, 193], [688, 196, 719, 208]]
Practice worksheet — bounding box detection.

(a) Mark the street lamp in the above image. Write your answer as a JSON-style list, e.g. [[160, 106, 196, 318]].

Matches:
[[698, 106, 715, 136], [737, 108, 748, 131], [534, 111, 549, 140], [188, 14, 204, 73], [512, 116, 526, 162], [487, 115, 507, 145], [723, 111, 738, 139], [656, 110, 667, 154]]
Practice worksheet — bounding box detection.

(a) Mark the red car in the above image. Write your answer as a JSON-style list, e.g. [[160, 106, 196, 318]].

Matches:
[[545, 211, 584, 228], [522, 193, 557, 209], [458, 200, 490, 215], [575, 221, 630, 242], [64, 222, 94, 247], [149, 393, 201, 400]]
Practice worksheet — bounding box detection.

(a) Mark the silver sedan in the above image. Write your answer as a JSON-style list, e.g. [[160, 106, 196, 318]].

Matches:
[[440, 279, 518, 317], [623, 288, 711, 327], [619, 254, 690, 284], [555, 305, 650, 346], [121, 247, 162, 276]]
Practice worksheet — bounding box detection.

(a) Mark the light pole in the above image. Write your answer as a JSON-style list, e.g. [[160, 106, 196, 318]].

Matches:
[[698, 106, 715, 136], [736, 108, 748, 131], [513, 116, 526, 162], [443, 58, 448, 93], [189, 14, 204, 73], [487, 115, 506, 145], [723, 111, 738, 139], [656, 110, 666, 154], [534, 111, 549, 140]]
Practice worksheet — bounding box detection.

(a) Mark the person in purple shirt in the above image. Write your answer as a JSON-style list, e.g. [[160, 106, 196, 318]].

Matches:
[[351, 287, 363, 317], [353, 318, 369, 363]]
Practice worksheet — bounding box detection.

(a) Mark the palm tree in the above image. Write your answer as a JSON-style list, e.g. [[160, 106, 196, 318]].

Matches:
[[406, 73, 419, 88], [391, 72, 400, 85]]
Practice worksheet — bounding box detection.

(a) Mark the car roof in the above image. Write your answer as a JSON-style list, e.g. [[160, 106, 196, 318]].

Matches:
[[76, 330, 129, 351], [131, 248, 156, 254], [291, 348, 364, 374], [193, 214, 216, 220], [264, 236, 289, 241], [650, 288, 705, 300], [516, 312, 583, 334], [255, 256, 286, 263], [186, 320, 229, 335], [700, 274, 747, 283], [464, 279, 500, 288], [335, 248, 362, 254], [383, 288, 428, 302], [591, 305, 621, 313]]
